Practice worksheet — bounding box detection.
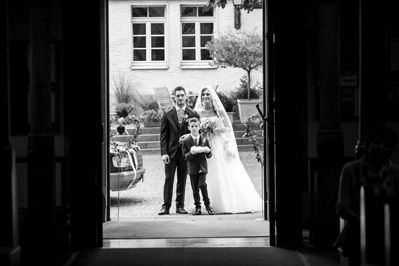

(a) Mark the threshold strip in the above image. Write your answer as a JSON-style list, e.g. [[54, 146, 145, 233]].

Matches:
[[103, 237, 270, 248]]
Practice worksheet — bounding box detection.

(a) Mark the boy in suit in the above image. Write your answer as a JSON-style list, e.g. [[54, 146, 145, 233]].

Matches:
[[182, 117, 215, 215]]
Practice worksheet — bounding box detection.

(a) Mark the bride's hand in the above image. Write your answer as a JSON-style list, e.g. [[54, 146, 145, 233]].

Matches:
[[213, 127, 224, 134], [214, 127, 230, 134]]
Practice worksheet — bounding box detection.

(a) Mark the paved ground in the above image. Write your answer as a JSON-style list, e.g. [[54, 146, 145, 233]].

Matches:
[[109, 151, 265, 219]]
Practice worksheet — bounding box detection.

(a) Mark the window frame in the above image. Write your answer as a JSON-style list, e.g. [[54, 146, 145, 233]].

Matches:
[[180, 5, 217, 69], [130, 5, 168, 70]]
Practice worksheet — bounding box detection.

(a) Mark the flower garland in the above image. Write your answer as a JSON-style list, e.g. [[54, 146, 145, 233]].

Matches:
[[109, 114, 142, 170], [109, 114, 142, 144], [243, 113, 264, 165]]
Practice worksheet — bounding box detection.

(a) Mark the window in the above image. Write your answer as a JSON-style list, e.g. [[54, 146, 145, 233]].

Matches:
[[131, 6, 167, 69], [180, 5, 215, 68]]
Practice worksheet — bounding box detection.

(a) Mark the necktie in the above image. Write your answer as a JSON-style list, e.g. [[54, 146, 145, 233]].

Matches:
[[177, 108, 184, 123], [194, 137, 198, 146]]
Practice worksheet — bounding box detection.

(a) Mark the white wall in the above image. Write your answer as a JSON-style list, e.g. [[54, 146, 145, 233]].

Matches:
[[108, 0, 264, 111]]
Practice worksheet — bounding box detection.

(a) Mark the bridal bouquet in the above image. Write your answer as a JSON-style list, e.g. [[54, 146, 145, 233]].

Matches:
[[199, 120, 216, 145]]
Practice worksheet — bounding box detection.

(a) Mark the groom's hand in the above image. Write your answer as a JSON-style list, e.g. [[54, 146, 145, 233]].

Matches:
[[162, 154, 170, 164]]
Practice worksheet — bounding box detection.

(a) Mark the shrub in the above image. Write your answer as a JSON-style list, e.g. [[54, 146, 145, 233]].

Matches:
[[141, 98, 160, 111], [112, 71, 145, 116], [216, 91, 235, 113], [231, 75, 261, 100]]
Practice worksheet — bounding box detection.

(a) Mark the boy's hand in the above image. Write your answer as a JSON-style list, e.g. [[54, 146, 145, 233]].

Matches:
[[203, 147, 211, 153]]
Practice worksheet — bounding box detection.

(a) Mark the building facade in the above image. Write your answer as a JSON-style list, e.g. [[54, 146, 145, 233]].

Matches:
[[108, 0, 263, 111]]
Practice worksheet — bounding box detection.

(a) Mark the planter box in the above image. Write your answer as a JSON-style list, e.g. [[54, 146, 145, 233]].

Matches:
[[227, 112, 234, 124], [237, 99, 263, 123], [143, 120, 161, 127]]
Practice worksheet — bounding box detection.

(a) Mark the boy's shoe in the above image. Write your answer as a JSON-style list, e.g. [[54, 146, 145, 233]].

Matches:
[[193, 208, 202, 215], [176, 207, 188, 214], [158, 207, 170, 215], [206, 205, 215, 215]]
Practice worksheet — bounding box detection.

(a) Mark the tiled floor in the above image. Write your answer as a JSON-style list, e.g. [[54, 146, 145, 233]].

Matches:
[[102, 213, 340, 266]]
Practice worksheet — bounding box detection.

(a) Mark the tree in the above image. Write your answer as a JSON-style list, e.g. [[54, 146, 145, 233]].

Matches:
[[205, 0, 262, 13], [205, 30, 263, 100]]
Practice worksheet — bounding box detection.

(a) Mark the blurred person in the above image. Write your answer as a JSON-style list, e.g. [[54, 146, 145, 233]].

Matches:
[[335, 123, 399, 265]]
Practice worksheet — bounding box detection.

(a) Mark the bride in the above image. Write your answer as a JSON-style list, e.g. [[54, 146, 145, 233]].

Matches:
[[191, 85, 263, 214]]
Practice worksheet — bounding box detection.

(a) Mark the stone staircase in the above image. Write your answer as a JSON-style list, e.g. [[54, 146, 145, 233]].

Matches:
[[128, 121, 264, 154]]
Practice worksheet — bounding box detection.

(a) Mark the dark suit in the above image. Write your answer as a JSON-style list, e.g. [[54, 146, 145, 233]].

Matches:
[[160, 106, 199, 210], [182, 135, 212, 209]]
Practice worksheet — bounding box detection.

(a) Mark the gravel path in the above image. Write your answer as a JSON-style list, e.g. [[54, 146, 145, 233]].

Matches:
[[109, 151, 265, 219]]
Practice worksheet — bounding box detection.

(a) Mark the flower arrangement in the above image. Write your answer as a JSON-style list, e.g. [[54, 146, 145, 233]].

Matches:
[[114, 103, 134, 118], [109, 115, 141, 170], [243, 113, 264, 165], [199, 119, 216, 145], [139, 109, 163, 123]]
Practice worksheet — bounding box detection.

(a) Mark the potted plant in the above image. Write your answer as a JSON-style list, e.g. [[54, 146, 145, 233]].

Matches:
[[139, 109, 163, 127], [115, 103, 134, 118], [231, 76, 262, 123], [139, 97, 163, 127], [111, 71, 144, 117], [205, 29, 263, 123]]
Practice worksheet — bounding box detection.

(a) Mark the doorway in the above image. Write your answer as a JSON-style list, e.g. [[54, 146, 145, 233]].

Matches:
[[103, 0, 270, 245]]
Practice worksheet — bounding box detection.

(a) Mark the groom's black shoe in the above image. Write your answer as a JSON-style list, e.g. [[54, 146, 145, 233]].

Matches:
[[193, 208, 202, 215], [158, 207, 170, 215], [176, 207, 188, 214], [206, 205, 215, 215]]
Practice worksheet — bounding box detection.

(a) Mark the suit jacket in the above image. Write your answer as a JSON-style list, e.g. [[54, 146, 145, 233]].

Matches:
[[182, 135, 212, 175], [160, 106, 199, 159]]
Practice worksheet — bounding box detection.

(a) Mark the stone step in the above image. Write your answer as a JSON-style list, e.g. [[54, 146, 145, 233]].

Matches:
[[137, 137, 264, 151], [137, 136, 264, 148], [138, 134, 160, 142], [114, 123, 265, 155], [128, 122, 263, 134], [140, 144, 263, 155], [137, 131, 263, 142]]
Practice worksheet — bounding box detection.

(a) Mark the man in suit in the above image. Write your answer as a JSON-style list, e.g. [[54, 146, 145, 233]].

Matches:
[[159, 86, 199, 215], [181, 117, 215, 215]]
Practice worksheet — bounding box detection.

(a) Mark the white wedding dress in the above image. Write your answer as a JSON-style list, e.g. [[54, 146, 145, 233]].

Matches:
[[199, 115, 263, 214], [185, 85, 263, 214]]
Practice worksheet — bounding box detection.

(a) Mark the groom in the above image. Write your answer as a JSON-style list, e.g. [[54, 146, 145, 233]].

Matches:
[[159, 86, 199, 215]]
